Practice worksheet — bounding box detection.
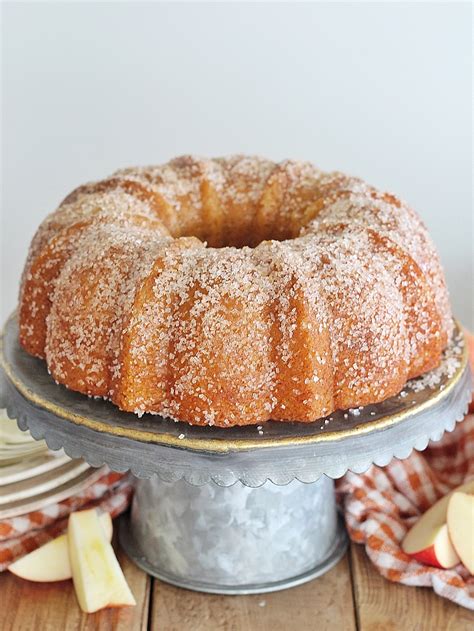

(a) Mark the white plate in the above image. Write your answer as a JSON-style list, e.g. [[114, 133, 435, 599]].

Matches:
[[0, 442, 48, 455], [0, 409, 37, 445], [0, 452, 72, 487], [0, 466, 108, 519], [0, 460, 92, 505], [0, 444, 49, 466]]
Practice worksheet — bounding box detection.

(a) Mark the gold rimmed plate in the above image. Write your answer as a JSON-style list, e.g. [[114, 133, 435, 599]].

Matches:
[[0, 313, 472, 485], [0, 313, 471, 452]]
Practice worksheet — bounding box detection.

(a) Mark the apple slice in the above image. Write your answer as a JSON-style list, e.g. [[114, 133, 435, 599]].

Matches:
[[403, 522, 459, 568], [9, 512, 112, 582], [447, 492, 474, 574], [68, 508, 136, 613], [402, 479, 474, 568]]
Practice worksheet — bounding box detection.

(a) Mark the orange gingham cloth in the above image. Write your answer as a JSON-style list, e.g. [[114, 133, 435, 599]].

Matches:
[[337, 332, 474, 610], [0, 468, 133, 571]]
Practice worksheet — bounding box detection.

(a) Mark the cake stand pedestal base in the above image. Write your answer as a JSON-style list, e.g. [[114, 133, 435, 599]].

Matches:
[[120, 475, 347, 594]]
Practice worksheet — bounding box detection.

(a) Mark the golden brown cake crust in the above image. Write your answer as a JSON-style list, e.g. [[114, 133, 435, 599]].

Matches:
[[19, 156, 453, 427]]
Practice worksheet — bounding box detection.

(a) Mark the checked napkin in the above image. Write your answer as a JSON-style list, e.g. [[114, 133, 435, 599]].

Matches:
[[0, 469, 133, 571], [338, 332, 474, 610]]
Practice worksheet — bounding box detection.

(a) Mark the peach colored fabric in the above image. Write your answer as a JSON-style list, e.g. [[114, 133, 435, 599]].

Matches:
[[338, 332, 474, 610], [0, 470, 132, 570]]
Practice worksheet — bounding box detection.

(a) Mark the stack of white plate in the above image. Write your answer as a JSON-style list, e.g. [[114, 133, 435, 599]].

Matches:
[[0, 409, 50, 465], [0, 409, 104, 519]]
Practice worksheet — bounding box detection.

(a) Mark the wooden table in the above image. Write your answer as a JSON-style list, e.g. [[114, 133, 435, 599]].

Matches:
[[1, 536, 472, 631]]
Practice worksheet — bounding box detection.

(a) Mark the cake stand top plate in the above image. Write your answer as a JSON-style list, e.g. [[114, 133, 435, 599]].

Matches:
[[1, 314, 472, 486]]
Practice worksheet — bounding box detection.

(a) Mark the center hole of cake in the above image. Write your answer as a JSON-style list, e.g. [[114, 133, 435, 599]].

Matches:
[[178, 216, 300, 249]]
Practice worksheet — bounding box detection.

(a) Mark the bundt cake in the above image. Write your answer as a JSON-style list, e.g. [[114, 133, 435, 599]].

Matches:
[[19, 156, 453, 427]]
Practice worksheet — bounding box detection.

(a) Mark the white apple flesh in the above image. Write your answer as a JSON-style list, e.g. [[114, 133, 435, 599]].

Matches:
[[403, 523, 459, 568], [68, 508, 136, 613], [8, 511, 112, 582], [447, 492, 474, 574], [402, 479, 474, 568]]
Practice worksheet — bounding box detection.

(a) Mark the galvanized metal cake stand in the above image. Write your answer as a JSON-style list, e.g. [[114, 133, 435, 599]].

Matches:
[[1, 314, 472, 594]]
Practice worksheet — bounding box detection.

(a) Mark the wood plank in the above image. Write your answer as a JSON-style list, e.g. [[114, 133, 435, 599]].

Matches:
[[149, 554, 356, 631], [350, 542, 474, 631], [0, 541, 150, 631]]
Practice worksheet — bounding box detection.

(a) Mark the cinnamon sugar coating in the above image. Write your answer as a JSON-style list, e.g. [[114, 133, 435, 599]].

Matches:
[[19, 156, 453, 426]]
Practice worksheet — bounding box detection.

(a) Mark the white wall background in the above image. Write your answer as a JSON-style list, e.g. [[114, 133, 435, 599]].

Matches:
[[2, 2, 473, 327]]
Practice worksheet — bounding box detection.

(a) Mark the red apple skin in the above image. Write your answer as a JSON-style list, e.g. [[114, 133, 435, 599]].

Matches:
[[402, 485, 474, 569], [409, 545, 444, 569]]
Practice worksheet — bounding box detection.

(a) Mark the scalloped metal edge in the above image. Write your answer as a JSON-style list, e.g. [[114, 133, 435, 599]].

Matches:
[[2, 369, 472, 487]]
